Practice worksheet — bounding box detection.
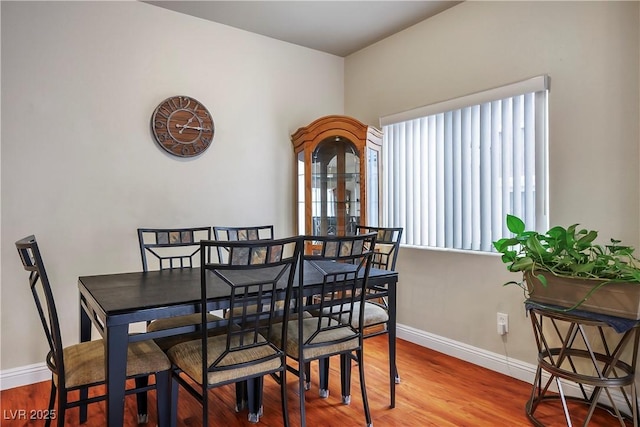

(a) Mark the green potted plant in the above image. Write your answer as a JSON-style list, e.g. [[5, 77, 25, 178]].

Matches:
[[493, 214, 640, 319]]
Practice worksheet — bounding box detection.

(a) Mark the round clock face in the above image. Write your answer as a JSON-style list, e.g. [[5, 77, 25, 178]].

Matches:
[[151, 96, 215, 157]]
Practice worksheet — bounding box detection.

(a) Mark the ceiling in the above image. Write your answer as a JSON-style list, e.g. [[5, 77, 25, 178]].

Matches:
[[144, 1, 461, 57]]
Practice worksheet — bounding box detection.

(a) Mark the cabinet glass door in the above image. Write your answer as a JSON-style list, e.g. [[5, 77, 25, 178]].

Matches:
[[311, 137, 360, 236]]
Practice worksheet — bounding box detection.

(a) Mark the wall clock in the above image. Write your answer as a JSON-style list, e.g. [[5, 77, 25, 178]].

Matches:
[[151, 96, 214, 157]]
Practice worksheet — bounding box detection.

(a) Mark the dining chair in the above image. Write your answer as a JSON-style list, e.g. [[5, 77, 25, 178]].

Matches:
[[138, 227, 231, 417], [211, 224, 279, 410], [269, 233, 376, 427], [307, 226, 403, 399], [138, 227, 223, 344], [166, 236, 302, 425], [352, 225, 403, 382], [15, 235, 171, 427]]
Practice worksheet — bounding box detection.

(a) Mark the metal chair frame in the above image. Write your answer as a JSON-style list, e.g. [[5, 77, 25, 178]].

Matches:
[[287, 233, 377, 427], [15, 235, 170, 427], [169, 236, 301, 426]]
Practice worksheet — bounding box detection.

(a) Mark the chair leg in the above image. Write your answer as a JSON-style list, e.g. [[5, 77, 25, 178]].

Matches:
[[299, 362, 308, 427], [134, 376, 149, 423], [280, 367, 290, 427], [340, 354, 352, 404], [201, 378, 208, 427], [319, 357, 330, 398], [170, 375, 179, 427], [304, 362, 311, 390], [235, 381, 248, 412], [79, 384, 88, 423], [154, 371, 170, 427], [395, 362, 400, 384], [56, 388, 67, 427], [246, 377, 263, 423], [45, 380, 56, 427], [356, 349, 373, 427]]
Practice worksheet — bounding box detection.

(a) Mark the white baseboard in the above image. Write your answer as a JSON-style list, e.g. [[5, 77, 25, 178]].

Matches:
[[397, 323, 538, 383], [0, 362, 50, 391]]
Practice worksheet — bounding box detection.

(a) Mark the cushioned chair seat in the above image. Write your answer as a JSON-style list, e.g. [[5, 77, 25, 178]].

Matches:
[[323, 301, 389, 329], [167, 333, 282, 385], [269, 317, 359, 361], [360, 302, 389, 327], [58, 339, 170, 389], [153, 327, 229, 352]]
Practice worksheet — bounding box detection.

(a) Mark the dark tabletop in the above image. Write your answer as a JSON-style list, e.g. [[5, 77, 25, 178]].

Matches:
[[79, 261, 397, 315]]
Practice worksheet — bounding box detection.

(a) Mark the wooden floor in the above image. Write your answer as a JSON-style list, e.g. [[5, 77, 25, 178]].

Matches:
[[1, 335, 633, 426]]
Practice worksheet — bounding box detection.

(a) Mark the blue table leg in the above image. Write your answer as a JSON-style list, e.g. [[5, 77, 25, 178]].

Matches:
[[105, 324, 128, 427], [388, 281, 397, 408]]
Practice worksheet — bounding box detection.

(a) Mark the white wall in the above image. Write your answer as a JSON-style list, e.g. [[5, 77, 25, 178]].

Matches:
[[345, 1, 640, 363], [0, 1, 344, 371]]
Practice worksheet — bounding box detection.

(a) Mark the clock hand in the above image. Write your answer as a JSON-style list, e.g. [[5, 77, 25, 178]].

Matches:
[[175, 124, 212, 132], [177, 116, 195, 134]]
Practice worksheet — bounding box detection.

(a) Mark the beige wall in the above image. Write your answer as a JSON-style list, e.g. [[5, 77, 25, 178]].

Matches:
[[0, 1, 344, 371], [345, 1, 640, 363]]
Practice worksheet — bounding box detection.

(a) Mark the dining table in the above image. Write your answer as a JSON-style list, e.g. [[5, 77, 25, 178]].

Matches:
[[78, 260, 399, 427]]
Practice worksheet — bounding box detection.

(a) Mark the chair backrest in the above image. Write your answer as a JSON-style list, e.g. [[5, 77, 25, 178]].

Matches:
[[212, 225, 274, 262], [300, 233, 376, 342], [212, 225, 274, 242], [15, 235, 65, 383], [357, 225, 403, 271], [199, 236, 302, 375], [137, 227, 212, 271]]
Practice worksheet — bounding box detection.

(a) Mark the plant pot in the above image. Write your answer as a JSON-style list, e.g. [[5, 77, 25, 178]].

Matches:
[[525, 271, 640, 320]]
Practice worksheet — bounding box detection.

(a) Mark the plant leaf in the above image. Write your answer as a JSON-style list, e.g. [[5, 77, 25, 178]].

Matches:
[[535, 273, 548, 287], [506, 214, 525, 235], [570, 262, 595, 273], [576, 230, 598, 247], [510, 256, 534, 272], [493, 237, 518, 252]]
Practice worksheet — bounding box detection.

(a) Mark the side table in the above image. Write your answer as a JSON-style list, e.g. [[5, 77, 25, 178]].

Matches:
[[526, 301, 640, 427]]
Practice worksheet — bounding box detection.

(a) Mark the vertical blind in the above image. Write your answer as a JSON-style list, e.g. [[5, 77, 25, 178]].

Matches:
[[380, 76, 549, 251]]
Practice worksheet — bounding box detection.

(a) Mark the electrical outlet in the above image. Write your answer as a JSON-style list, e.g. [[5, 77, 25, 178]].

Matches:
[[497, 312, 509, 335]]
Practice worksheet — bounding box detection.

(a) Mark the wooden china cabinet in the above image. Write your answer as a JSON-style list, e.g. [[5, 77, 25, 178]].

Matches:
[[291, 115, 383, 244]]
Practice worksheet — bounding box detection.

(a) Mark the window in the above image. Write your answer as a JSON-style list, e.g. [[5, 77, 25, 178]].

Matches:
[[380, 76, 549, 252]]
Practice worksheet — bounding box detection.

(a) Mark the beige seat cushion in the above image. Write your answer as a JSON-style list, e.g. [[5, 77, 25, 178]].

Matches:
[[360, 301, 389, 327], [58, 339, 170, 388], [269, 317, 359, 361], [167, 334, 281, 385], [147, 313, 222, 333], [323, 301, 389, 329]]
